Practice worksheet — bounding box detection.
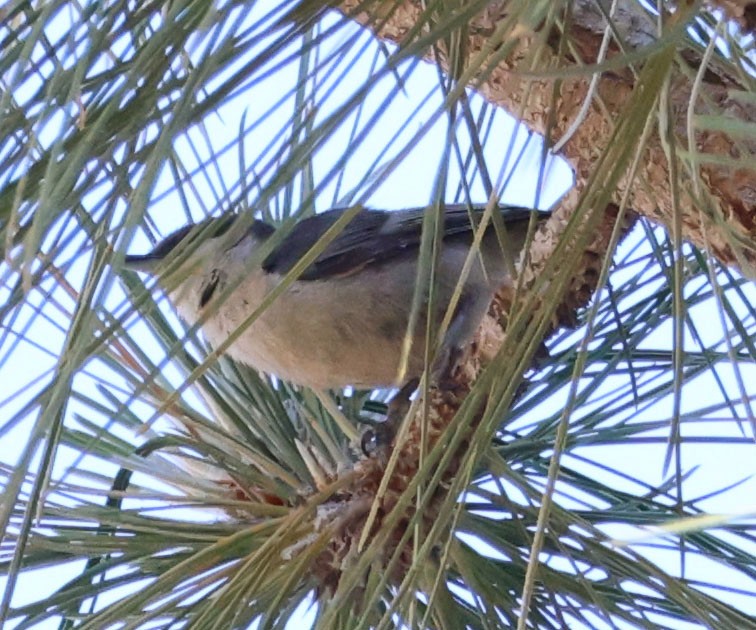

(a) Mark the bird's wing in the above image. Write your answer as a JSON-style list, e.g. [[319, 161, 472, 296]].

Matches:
[[262, 204, 545, 281]]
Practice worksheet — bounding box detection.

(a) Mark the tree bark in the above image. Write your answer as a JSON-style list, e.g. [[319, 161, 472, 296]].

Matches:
[[308, 0, 755, 596], [339, 0, 756, 274]]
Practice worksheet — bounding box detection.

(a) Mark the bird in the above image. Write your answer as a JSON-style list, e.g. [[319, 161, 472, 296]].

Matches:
[[124, 204, 549, 392]]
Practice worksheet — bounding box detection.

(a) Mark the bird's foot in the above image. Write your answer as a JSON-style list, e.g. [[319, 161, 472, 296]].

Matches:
[[435, 345, 471, 393], [360, 377, 419, 459]]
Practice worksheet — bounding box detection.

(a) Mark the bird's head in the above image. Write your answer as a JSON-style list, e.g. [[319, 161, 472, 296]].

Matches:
[[124, 215, 239, 313]]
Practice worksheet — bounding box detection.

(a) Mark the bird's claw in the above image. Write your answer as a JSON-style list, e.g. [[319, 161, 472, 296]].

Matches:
[[360, 377, 419, 459], [360, 423, 393, 458]]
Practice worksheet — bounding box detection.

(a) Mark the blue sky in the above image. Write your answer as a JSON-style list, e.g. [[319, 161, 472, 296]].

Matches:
[[1, 2, 754, 627]]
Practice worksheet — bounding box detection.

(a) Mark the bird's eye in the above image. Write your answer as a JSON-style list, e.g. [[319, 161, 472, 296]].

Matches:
[[199, 269, 223, 308]]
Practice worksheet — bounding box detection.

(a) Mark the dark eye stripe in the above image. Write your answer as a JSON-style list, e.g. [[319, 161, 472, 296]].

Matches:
[[199, 269, 221, 308]]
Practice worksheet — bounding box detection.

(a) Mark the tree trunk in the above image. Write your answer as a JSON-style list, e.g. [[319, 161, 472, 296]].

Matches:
[[339, 0, 756, 273], [310, 0, 755, 596]]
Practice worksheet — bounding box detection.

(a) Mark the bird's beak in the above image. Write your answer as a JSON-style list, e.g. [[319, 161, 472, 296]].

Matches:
[[123, 254, 162, 275]]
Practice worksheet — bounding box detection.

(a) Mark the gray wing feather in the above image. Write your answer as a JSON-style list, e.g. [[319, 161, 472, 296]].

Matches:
[[262, 204, 546, 281]]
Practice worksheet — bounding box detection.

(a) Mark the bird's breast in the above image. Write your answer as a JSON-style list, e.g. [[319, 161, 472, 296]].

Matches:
[[178, 243, 507, 389]]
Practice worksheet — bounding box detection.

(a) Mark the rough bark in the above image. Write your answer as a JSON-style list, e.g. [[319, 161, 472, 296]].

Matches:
[[307, 0, 754, 596], [311, 199, 636, 594], [714, 0, 756, 33], [339, 0, 756, 273]]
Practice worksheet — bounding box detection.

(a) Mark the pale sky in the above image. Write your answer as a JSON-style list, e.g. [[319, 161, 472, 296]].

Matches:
[[1, 2, 754, 627]]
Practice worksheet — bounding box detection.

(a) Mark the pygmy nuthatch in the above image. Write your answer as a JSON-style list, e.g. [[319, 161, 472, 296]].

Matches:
[[124, 204, 548, 390]]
